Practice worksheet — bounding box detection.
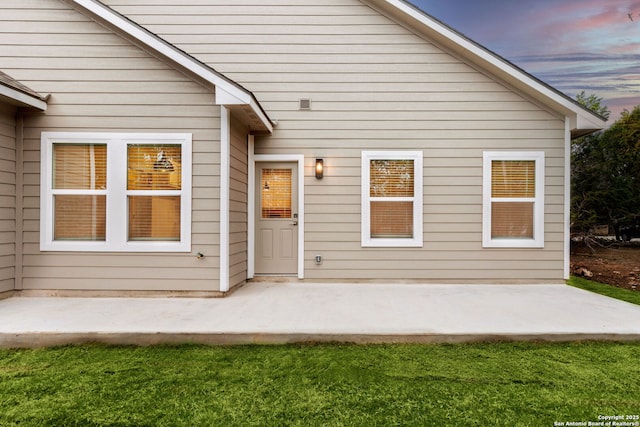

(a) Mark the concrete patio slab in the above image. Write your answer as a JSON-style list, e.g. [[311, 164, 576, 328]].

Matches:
[[1, 283, 639, 347]]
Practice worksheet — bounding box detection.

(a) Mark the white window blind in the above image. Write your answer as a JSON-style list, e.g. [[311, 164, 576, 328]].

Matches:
[[127, 144, 182, 241], [370, 160, 414, 238], [53, 144, 107, 241], [491, 160, 535, 239]]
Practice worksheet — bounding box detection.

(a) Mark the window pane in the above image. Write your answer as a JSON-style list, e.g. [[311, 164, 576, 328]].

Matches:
[[261, 168, 292, 219], [492, 160, 535, 198], [128, 145, 182, 190], [53, 144, 106, 190], [54, 195, 106, 241], [129, 196, 181, 241], [491, 202, 534, 238], [370, 160, 414, 197], [371, 201, 413, 238]]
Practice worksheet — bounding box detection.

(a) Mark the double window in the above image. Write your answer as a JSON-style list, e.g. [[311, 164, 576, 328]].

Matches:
[[483, 152, 544, 248], [361, 151, 423, 247], [41, 132, 192, 252]]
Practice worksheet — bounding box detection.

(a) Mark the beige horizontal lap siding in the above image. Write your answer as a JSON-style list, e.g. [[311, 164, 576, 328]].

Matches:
[[0, 105, 16, 292], [103, 0, 568, 283], [229, 115, 249, 289], [0, 0, 222, 292]]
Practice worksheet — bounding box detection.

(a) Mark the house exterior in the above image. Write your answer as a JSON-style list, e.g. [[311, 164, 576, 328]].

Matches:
[[0, 0, 605, 297]]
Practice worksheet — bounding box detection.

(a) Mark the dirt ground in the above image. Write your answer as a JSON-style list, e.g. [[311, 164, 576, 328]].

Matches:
[[571, 238, 640, 291]]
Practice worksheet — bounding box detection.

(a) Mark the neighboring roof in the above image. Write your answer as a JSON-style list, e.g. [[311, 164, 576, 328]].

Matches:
[[365, 0, 606, 138], [65, 0, 273, 135], [0, 70, 48, 111]]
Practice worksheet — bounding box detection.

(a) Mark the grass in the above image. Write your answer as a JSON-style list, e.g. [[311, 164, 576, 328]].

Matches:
[[568, 276, 640, 306], [1, 343, 639, 426]]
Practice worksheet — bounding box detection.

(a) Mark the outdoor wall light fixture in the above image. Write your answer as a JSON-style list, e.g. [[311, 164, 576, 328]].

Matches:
[[315, 158, 324, 179]]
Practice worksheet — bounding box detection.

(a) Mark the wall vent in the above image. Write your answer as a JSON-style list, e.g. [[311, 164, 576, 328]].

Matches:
[[299, 98, 312, 110]]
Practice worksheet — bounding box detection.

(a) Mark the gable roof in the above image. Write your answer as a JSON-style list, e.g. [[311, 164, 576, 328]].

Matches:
[[0, 70, 48, 111], [65, 0, 273, 134], [65, 0, 604, 139], [365, 0, 606, 138]]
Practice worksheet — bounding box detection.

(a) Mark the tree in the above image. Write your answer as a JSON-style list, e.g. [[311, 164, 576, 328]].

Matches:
[[571, 101, 640, 236], [571, 92, 609, 233], [575, 91, 610, 120]]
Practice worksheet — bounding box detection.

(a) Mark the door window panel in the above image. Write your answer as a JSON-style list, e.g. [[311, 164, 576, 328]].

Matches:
[[261, 168, 292, 219]]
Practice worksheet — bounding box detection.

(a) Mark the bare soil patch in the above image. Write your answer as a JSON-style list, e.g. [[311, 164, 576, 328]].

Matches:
[[571, 239, 640, 291]]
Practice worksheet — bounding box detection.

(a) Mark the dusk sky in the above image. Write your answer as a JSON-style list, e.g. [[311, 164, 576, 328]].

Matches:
[[408, 0, 640, 122]]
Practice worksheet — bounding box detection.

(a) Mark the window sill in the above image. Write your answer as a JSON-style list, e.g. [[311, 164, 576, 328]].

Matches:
[[483, 239, 544, 249], [361, 238, 423, 248], [40, 241, 191, 253]]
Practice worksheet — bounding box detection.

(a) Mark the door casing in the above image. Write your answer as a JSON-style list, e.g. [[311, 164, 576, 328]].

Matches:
[[248, 154, 305, 279]]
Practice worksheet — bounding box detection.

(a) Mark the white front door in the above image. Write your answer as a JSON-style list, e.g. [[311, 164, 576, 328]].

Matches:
[[255, 162, 298, 275]]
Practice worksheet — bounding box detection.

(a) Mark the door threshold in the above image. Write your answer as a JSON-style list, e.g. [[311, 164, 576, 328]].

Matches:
[[250, 275, 299, 283]]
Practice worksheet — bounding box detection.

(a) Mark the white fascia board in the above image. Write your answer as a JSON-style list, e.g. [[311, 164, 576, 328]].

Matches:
[[576, 112, 607, 133], [215, 87, 248, 106], [69, 0, 272, 132], [216, 88, 274, 134], [249, 98, 274, 134], [376, 0, 606, 131], [0, 85, 47, 111]]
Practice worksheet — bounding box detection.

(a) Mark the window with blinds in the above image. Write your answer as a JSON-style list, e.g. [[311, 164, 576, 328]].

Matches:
[[491, 160, 535, 239], [127, 144, 182, 241], [370, 160, 414, 238], [41, 133, 192, 252], [53, 144, 107, 241], [362, 151, 423, 247], [483, 152, 544, 248]]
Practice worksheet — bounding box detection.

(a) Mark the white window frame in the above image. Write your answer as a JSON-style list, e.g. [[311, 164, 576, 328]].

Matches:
[[482, 151, 545, 248], [40, 132, 192, 252], [361, 151, 423, 248]]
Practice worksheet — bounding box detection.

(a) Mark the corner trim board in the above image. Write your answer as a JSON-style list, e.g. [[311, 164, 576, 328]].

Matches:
[[564, 117, 571, 280], [220, 107, 231, 292]]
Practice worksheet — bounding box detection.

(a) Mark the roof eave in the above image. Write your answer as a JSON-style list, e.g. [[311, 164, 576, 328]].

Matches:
[[66, 0, 273, 134], [0, 84, 48, 111]]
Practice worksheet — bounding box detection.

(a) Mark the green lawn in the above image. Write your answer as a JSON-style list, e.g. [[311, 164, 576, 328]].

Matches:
[[568, 276, 640, 306], [1, 343, 639, 426]]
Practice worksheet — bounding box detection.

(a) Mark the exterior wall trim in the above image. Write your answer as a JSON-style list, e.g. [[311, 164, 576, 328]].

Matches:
[[220, 107, 231, 292], [247, 135, 255, 279], [564, 117, 571, 280], [15, 112, 24, 290]]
